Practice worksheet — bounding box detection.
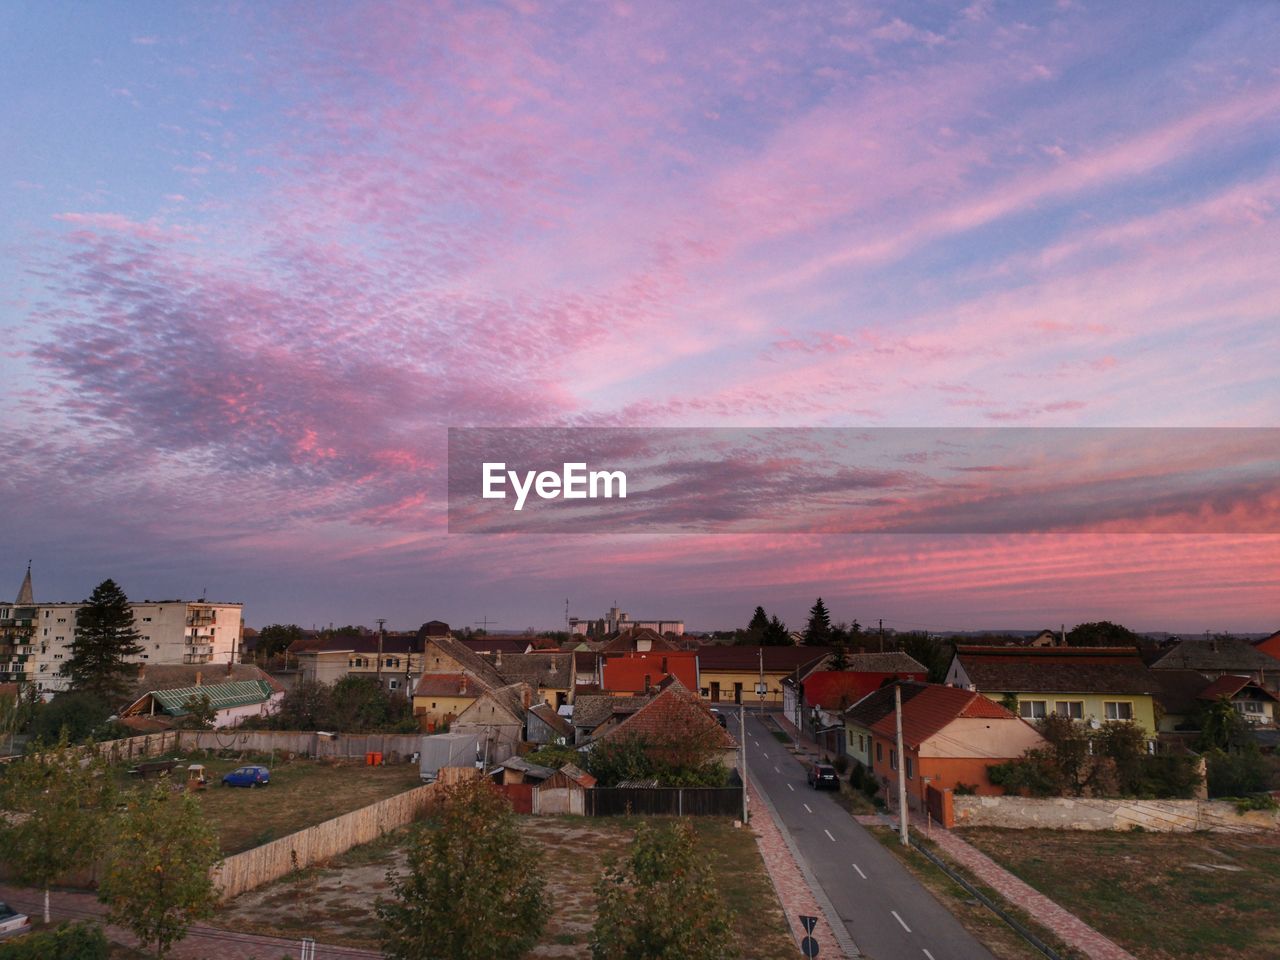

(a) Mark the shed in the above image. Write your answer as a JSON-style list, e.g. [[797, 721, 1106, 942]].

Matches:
[[533, 763, 597, 815]]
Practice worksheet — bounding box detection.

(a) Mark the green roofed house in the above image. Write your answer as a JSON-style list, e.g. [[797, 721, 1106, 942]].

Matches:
[[121, 677, 283, 729]]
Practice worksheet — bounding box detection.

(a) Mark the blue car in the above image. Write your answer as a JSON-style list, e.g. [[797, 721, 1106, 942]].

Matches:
[[222, 764, 270, 788]]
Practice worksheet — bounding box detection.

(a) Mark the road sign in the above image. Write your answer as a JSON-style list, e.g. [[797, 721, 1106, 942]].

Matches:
[[801, 935, 819, 957], [799, 915, 818, 934]]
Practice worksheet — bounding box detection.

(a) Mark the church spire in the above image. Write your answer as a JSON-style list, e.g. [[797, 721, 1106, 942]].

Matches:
[[16, 561, 33, 605]]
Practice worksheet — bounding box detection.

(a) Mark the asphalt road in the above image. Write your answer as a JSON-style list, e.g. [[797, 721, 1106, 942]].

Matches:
[[743, 713, 996, 960]]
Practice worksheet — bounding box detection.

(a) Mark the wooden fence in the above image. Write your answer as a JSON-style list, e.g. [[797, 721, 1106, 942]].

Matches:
[[584, 787, 743, 817], [212, 782, 440, 901]]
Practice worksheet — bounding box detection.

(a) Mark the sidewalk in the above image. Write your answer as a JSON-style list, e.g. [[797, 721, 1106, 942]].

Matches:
[[746, 777, 859, 958], [859, 810, 1137, 960], [770, 713, 1136, 960], [0, 884, 380, 960]]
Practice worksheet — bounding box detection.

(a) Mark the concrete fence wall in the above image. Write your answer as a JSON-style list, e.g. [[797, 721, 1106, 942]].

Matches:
[[212, 782, 440, 901], [953, 795, 1280, 833], [180, 729, 424, 761]]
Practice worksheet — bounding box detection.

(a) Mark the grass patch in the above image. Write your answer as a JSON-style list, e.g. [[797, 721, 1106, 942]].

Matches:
[[960, 827, 1280, 959], [770, 730, 792, 744], [865, 825, 1087, 960], [112, 752, 422, 854]]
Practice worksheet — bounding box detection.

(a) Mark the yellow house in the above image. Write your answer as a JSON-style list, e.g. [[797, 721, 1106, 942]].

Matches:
[[696, 646, 831, 706], [411, 637, 507, 730], [945, 646, 1160, 739]]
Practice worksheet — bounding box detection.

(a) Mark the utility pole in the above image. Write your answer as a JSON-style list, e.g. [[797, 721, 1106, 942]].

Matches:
[[895, 684, 909, 846], [376, 618, 386, 686], [739, 703, 748, 823], [879, 618, 885, 653]]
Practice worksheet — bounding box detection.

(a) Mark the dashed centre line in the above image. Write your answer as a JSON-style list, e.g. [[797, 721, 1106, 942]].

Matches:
[[852, 863, 867, 879], [892, 910, 912, 933], [786, 783, 794, 791], [922, 950, 936, 960], [823, 828, 836, 842], [803, 803, 813, 813]]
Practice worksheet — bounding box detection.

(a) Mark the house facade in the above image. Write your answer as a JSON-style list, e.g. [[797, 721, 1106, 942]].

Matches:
[[947, 646, 1161, 738], [866, 682, 1045, 810], [697, 646, 832, 706]]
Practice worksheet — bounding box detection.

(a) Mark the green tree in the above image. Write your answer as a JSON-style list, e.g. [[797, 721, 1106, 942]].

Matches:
[[254, 623, 304, 659], [177, 693, 216, 730], [28, 691, 115, 743], [1065, 621, 1140, 648], [591, 820, 735, 960], [828, 642, 849, 671], [899, 632, 953, 683], [98, 781, 222, 959], [803, 598, 832, 646], [377, 779, 545, 960], [747, 606, 769, 634], [762, 615, 790, 646], [0, 736, 116, 922], [63, 579, 144, 703], [1196, 696, 1250, 752]]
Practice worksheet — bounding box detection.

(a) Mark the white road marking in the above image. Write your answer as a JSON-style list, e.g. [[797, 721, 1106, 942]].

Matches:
[[803, 803, 813, 813], [922, 950, 936, 960], [852, 863, 867, 879], [786, 783, 794, 791], [824, 828, 836, 842], [892, 911, 912, 933], [762, 751, 769, 759], [773, 765, 780, 773]]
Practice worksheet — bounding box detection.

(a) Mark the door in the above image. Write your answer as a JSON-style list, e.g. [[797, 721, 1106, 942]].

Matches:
[[710, 682, 720, 702], [734, 682, 743, 704]]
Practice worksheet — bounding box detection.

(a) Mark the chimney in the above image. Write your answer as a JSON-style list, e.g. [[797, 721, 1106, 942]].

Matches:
[[495, 650, 503, 668], [522, 687, 531, 710], [195, 671, 202, 687], [460, 675, 468, 695]]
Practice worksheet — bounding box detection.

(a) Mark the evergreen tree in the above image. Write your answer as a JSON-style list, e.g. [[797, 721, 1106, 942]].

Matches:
[[829, 642, 849, 671], [747, 606, 769, 633], [763, 615, 791, 646], [63, 579, 143, 702], [803, 597, 832, 646]]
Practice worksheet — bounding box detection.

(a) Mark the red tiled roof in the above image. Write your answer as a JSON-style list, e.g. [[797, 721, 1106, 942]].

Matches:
[[802, 670, 926, 711], [601, 652, 698, 695], [599, 680, 736, 750], [413, 673, 476, 698], [869, 683, 1018, 749], [1197, 674, 1279, 702]]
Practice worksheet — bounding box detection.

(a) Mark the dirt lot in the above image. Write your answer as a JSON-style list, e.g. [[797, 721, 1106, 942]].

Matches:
[[215, 815, 797, 957], [960, 827, 1280, 960], [115, 753, 422, 853]]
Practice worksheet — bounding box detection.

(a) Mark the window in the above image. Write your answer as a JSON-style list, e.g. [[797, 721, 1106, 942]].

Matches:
[[432, 702, 437, 709], [389, 679, 399, 690], [1104, 701, 1134, 721], [1237, 701, 1264, 715], [142, 617, 151, 622], [905, 756, 914, 779], [890, 749, 898, 770], [1019, 700, 1048, 719], [1054, 701, 1084, 719], [876, 742, 883, 762], [858, 735, 865, 752]]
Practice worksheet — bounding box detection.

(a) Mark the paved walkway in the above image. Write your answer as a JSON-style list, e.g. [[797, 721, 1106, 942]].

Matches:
[[747, 777, 854, 957], [0, 884, 380, 960]]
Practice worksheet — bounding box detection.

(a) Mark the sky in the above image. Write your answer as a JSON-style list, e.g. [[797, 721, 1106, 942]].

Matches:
[[2, 1, 1278, 634]]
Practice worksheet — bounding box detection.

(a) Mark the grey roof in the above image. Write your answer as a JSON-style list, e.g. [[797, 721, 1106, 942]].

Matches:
[[954, 647, 1156, 695], [528, 702, 572, 738], [497, 756, 557, 780], [571, 694, 648, 731], [1149, 638, 1279, 675], [430, 636, 508, 691], [494, 653, 572, 690], [123, 664, 281, 707], [845, 652, 929, 673], [1150, 669, 1214, 716]]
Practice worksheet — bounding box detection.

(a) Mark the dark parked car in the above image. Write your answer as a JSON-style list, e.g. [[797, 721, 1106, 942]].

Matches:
[[222, 764, 270, 788], [807, 763, 839, 790]]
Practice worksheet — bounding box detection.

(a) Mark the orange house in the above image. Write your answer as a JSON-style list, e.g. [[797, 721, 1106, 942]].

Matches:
[[868, 682, 1044, 811]]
